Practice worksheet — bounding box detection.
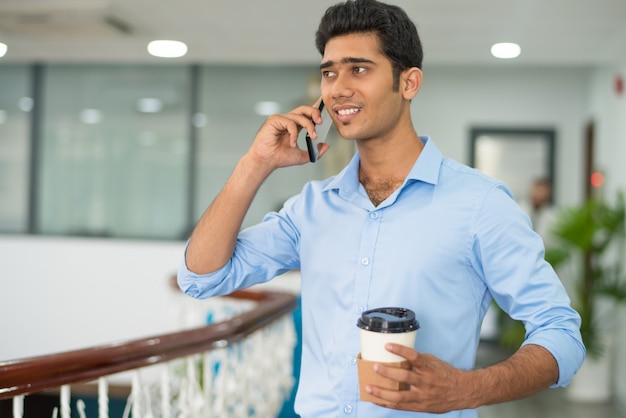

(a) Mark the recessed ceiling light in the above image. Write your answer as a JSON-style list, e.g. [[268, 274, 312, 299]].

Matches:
[[0, 42, 7, 58], [254, 101, 281, 116], [192, 113, 207, 127], [491, 42, 521, 59], [80, 109, 102, 124], [147, 40, 188, 58], [137, 98, 163, 113], [18, 97, 33, 112]]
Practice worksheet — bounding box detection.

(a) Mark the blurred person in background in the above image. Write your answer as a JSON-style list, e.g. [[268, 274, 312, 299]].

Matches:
[[520, 178, 557, 246]]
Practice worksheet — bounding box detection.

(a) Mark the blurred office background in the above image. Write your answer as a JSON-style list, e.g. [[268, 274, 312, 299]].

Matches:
[[1, 0, 625, 416]]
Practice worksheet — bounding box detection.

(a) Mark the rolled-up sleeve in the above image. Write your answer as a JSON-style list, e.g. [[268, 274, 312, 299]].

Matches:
[[522, 328, 586, 387], [177, 205, 302, 300], [177, 246, 236, 299]]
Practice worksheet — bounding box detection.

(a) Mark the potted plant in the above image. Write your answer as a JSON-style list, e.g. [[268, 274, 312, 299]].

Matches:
[[543, 191, 626, 401]]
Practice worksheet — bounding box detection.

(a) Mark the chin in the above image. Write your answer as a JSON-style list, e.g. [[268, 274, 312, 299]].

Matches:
[[335, 126, 360, 141]]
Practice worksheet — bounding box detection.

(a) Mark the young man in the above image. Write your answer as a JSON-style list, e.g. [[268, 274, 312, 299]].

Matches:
[[178, 1, 585, 416]]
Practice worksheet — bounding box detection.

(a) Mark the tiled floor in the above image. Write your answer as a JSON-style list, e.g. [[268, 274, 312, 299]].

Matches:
[[476, 343, 624, 418], [479, 387, 623, 418]]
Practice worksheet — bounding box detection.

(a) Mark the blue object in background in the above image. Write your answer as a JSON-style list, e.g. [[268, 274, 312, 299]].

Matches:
[[278, 296, 302, 418]]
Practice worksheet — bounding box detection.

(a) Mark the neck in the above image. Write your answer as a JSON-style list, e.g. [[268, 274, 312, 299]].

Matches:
[[357, 132, 423, 182], [357, 132, 424, 206]]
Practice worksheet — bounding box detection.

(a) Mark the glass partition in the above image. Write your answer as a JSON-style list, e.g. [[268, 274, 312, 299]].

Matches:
[[0, 63, 352, 240], [0, 65, 31, 233], [39, 65, 191, 239]]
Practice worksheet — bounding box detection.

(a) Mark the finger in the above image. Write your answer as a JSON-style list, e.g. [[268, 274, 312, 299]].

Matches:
[[290, 102, 323, 129], [315, 143, 331, 159], [294, 112, 319, 141], [288, 104, 322, 127], [284, 120, 301, 148], [311, 97, 324, 124], [365, 383, 413, 409], [264, 113, 313, 146], [373, 362, 415, 386], [385, 343, 421, 364]]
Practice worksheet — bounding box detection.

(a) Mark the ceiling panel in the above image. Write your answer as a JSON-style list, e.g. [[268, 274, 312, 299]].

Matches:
[[0, 0, 625, 66]]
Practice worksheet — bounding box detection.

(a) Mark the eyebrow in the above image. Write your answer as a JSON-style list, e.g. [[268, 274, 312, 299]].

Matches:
[[320, 57, 376, 70]]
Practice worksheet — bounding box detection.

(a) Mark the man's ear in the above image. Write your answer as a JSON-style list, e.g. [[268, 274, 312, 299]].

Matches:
[[402, 67, 423, 100]]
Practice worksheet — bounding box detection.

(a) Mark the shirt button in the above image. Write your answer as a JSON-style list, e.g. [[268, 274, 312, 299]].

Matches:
[[344, 404, 353, 414], [349, 357, 356, 364], [361, 257, 369, 265], [370, 211, 378, 219], [356, 306, 364, 314]]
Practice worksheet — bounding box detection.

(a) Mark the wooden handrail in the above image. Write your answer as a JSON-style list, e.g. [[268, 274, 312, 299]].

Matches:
[[0, 290, 297, 400]]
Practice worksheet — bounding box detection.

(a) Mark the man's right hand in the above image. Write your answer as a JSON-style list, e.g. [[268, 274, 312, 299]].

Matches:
[[184, 102, 330, 275], [244, 103, 331, 174]]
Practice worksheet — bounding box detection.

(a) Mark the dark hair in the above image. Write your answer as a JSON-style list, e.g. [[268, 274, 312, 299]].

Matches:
[[315, 0, 423, 90]]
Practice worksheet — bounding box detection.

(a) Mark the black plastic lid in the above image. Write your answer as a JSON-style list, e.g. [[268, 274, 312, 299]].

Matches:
[[356, 307, 419, 333]]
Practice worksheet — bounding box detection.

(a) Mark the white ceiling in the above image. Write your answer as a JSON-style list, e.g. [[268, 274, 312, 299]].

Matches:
[[0, 0, 625, 67]]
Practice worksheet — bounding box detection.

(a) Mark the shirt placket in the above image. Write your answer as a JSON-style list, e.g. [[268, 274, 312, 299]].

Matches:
[[339, 207, 382, 417]]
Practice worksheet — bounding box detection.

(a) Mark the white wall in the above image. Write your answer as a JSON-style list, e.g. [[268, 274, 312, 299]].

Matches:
[[0, 235, 302, 363], [0, 236, 187, 360], [589, 65, 626, 196], [413, 65, 591, 206], [588, 62, 626, 414]]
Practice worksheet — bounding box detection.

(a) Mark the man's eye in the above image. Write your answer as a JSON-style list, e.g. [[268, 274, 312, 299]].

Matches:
[[322, 70, 336, 78], [353, 66, 366, 74]]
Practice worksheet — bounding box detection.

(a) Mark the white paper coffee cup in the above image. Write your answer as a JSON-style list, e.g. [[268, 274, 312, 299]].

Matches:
[[357, 307, 419, 363]]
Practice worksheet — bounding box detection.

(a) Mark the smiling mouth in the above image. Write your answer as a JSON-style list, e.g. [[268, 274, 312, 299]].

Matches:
[[336, 108, 360, 116]]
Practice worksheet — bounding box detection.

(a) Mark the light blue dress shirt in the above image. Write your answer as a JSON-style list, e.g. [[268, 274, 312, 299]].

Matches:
[[178, 137, 585, 418]]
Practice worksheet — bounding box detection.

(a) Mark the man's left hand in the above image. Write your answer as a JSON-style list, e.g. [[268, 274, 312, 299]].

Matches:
[[365, 343, 475, 413]]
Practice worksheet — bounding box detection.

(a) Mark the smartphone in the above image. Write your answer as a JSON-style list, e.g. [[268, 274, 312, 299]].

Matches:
[[305, 101, 333, 163]]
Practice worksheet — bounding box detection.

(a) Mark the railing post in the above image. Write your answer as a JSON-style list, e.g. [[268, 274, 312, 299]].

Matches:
[[98, 378, 108, 418], [12, 395, 23, 418]]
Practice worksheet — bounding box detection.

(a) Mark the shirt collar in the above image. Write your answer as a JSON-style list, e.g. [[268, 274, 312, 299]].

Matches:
[[407, 136, 441, 186], [323, 136, 442, 196]]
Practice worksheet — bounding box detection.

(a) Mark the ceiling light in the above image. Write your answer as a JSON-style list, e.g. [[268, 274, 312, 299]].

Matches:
[[0, 42, 7, 58], [18, 97, 33, 112], [80, 109, 102, 124], [490, 42, 521, 59], [254, 101, 281, 116], [147, 40, 188, 58], [192, 113, 207, 128], [137, 98, 163, 113]]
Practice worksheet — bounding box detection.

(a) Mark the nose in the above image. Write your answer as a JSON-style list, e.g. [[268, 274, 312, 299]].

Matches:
[[329, 71, 354, 100]]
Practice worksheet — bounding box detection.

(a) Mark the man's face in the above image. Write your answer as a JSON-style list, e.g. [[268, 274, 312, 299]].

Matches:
[[319, 32, 406, 142], [531, 183, 551, 206]]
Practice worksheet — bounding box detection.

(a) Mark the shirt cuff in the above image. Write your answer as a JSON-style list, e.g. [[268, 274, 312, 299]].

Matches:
[[177, 246, 232, 299], [522, 330, 586, 387]]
